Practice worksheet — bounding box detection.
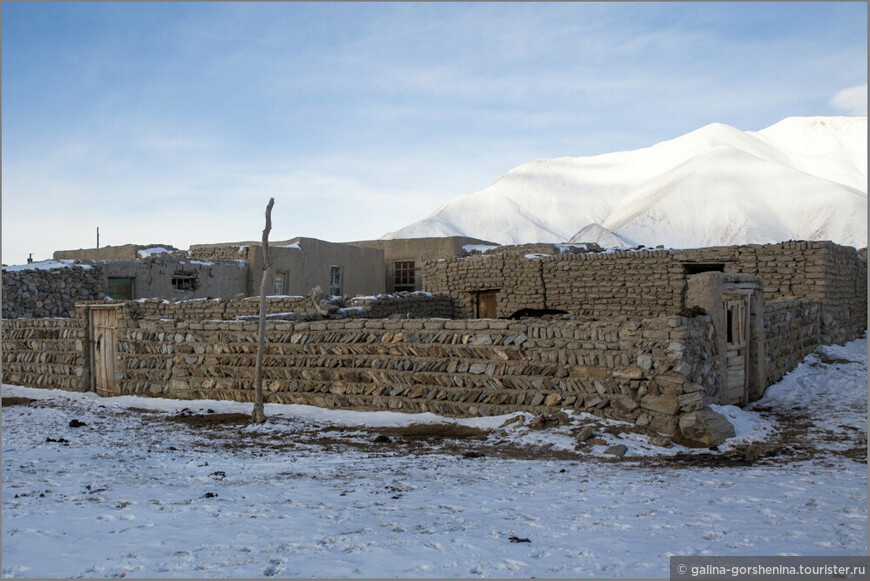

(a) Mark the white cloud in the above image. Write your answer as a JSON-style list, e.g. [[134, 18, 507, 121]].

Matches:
[[829, 84, 868, 116]]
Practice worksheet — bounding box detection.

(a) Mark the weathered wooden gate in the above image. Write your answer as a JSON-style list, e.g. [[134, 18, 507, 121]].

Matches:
[[89, 305, 121, 396], [475, 290, 498, 319], [723, 293, 750, 405]]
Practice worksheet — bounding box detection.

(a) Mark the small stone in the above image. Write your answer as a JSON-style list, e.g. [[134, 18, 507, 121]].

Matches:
[[610, 394, 640, 414], [576, 426, 595, 442], [679, 408, 735, 448], [612, 366, 644, 380], [640, 395, 680, 415], [648, 436, 672, 447], [605, 444, 628, 457], [636, 354, 653, 371], [544, 393, 562, 406], [528, 415, 546, 429], [500, 415, 525, 428]]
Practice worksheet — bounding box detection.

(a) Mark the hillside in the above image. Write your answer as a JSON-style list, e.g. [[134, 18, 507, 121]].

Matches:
[[384, 117, 867, 248]]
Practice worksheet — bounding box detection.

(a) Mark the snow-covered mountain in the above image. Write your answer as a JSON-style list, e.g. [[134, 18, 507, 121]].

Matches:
[[384, 117, 867, 248]]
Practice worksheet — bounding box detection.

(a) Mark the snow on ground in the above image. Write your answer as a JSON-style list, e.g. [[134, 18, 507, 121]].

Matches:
[[2, 337, 866, 578]]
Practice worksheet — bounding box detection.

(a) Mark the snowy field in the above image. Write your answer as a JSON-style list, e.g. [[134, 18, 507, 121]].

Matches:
[[2, 337, 866, 578]]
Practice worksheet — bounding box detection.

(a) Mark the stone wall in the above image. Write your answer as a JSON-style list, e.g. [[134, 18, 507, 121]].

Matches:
[[1, 315, 90, 391], [109, 313, 721, 444], [423, 249, 689, 319], [422, 240, 867, 344], [79, 292, 455, 323], [763, 299, 821, 387], [187, 245, 250, 261], [345, 293, 454, 319], [2, 263, 105, 319], [817, 242, 867, 345]]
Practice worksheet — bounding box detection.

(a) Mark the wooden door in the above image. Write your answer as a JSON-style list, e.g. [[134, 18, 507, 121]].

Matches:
[[476, 291, 498, 319], [723, 295, 749, 405], [90, 307, 119, 396]]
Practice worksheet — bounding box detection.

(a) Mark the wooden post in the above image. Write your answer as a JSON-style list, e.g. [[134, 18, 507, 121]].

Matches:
[[252, 197, 275, 424]]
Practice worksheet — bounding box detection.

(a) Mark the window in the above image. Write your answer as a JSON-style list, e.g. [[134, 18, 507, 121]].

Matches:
[[172, 276, 197, 292], [394, 261, 416, 292], [107, 277, 134, 300], [273, 272, 286, 295], [329, 266, 343, 297]]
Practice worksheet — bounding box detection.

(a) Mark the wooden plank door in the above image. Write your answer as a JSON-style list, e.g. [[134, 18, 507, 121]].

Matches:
[[723, 295, 749, 405], [476, 291, 498, 319], [90, 307, 119, 396]]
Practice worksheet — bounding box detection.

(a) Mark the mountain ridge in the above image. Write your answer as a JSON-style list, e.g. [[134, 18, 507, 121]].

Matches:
[[383, 116, 867, 248]]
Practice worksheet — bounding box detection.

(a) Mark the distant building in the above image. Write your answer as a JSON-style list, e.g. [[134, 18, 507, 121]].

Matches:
[[345, 236, 499, 293], [48, 237, 384, 303]]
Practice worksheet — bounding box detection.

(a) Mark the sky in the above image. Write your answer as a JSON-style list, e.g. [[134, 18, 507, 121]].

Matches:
[[2, 2, 867, 266]]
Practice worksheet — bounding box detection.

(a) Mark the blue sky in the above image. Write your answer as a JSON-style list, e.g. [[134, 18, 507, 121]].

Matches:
[[2, 2, 866, 265]]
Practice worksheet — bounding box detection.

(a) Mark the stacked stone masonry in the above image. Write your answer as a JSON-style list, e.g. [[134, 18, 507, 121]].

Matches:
[[1, 315, 91, 391], [762, 299, 821, 387], [1, 304, 722, 444], [422, 240, 866, 345], [76, 292, 454, 323], [2, 264, 105, 319], [112, 314, 717, 442]]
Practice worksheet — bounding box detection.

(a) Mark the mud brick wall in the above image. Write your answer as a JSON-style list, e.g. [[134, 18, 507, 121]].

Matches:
[[422, 250, 686, 319], [346, 293, 454, 319], [77, 293, 456, 323], [423, 241, 866, 343], [2, 264, 105, 319], [422, 253, 549, 318], [683, 241, 865, 344], [111, 314, 719, 440], [817, 242, 867, 345], [1, 315, 90, 391], [186, 245, 249, 261], [763, 299, 821, 386], [542, 251, 686, 319]]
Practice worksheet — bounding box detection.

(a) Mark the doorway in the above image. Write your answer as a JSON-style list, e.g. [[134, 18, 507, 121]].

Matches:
[[474, 290, 499, 319], [89, 305, 120, 396], [723, 294, 750, 405]]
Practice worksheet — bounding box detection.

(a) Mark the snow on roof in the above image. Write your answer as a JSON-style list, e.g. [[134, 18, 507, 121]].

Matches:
[[2, 259, 92, 272], [137, 247, 172, 258], [463, 244, 499, 254]]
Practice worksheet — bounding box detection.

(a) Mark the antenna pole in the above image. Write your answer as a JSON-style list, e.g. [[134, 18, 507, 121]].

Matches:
[[97, 227, 100, 249]]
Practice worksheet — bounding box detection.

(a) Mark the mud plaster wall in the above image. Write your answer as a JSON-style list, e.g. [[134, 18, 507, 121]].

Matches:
[[1, 314, 91, 391], [110, 314, 719, 440], [763, 299, 821, 387]]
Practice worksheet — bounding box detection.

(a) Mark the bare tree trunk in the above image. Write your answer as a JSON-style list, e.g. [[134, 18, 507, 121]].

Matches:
[[252, 197, 275, 424]]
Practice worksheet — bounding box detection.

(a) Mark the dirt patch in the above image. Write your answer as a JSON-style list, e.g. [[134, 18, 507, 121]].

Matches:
[[370, 423, 490, 441], [167, 412, 253, 427], [2, 397, 34, 407]]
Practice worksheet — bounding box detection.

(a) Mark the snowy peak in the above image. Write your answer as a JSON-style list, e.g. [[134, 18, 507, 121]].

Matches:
[[384, 116, 867, 248]]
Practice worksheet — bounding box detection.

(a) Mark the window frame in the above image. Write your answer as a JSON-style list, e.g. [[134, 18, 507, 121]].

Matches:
[[393, 260, 416, 292], [329, 265, 343, 297]]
